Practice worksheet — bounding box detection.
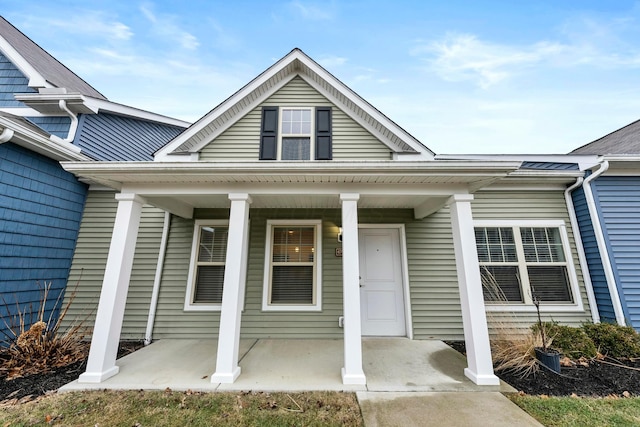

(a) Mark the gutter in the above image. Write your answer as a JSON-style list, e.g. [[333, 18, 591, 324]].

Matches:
[[0, 127, 14, 143], [57, 99, 79, 143], [564, 177, 599, 323], [582, 160, 626, 325], [144, 211, 171, 345]]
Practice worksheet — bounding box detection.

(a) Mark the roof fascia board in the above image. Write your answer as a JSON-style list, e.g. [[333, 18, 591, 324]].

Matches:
[[154, 73, 297, 160], [295, 52, 433, 157], [156, 49, 433, 159], [0, 35, 51, 88], [603, 155, 640, 162], [0, 107, 45, 117], [14, 94, 190, 127], [15, 93, 97, 114], [0, 119, 91, 161], [62, 159, 522, 175], [86, 98, 191, 127], [155, 51, 302, 159], [296, 73, 423, 155]]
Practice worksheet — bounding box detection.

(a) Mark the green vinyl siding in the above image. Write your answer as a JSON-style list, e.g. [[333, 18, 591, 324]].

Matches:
[[65, 189, 592, 342], [199, 76, 391, 161], [62, 191, 165, 340], [472, 190, 592, 334], [406, 206, 462, 339]]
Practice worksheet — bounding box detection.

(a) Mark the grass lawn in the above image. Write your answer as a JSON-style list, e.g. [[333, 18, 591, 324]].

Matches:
[[508, 394, 640, 427], [0, 389, 363, 427]]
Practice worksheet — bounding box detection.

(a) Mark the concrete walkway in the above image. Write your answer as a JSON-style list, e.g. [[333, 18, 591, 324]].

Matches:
[[60, 338, 542, 425], [358, 391, 543, 427]]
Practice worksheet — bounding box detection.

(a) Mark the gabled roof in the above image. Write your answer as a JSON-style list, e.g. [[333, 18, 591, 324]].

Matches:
[[571, 119, 640, 155], [156, 48, 434, 160], [0, 16, 106, 99]]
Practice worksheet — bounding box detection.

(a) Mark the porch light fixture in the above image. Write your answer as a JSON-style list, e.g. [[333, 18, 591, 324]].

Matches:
[[337, 227, 343, 243]]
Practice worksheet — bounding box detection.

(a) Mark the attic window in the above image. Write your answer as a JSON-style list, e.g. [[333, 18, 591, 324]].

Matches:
[[259, 106, 332, 161], [281, 108, 311, 160]]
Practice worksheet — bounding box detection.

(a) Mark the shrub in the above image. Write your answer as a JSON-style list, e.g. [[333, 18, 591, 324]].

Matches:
[[532, 322, 597, 359], [582, 322, 640, 358], [0, 280, 91, 379], [491, 330, 541, 377]]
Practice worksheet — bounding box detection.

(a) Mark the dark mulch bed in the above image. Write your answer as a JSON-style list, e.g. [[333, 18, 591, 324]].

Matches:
[[0, 341, 144, 403], [446, 341, 640, 397]]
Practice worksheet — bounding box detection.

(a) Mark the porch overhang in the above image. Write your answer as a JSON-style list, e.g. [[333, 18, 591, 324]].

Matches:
[[62, 160, 522, 219]]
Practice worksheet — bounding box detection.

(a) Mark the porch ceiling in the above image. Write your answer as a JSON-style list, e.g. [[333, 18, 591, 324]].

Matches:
[[61, 160, 524, 217], [144, 193, 449, 210]]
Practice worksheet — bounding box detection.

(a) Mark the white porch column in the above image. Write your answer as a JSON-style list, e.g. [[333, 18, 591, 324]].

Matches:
[[211, 193, 252, 383], [79, 193, 145, 383], [340, 193, 367, 385], [448, 194, 500, 386]]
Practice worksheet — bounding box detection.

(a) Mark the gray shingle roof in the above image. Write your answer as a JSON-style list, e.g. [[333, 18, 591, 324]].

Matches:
[[0, 16, 106, 99], [571, 119, 640, 155]]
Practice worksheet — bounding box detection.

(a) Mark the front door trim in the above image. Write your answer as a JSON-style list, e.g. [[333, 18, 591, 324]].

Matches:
[[358, 224, 413, 339]]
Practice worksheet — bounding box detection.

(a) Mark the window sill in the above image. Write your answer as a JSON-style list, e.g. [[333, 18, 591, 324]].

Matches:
[[261, 305, 322, 312], [485, 303, 584, 313], [183, 303, 222, 312]]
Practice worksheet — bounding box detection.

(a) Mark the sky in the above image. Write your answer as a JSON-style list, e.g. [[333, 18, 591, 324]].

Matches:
[[3, 1, 640, 154]]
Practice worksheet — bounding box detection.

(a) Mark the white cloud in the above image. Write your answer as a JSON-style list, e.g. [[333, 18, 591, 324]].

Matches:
[[289, 1, 334, 20], [140, 3, 199, 50], [413, 33, 567, 89], [19, 12, 133, 42], [317, 55, 347, 68]]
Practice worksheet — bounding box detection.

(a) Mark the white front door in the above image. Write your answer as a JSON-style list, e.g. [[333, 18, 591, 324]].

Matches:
[[359, 227, 406, 336]]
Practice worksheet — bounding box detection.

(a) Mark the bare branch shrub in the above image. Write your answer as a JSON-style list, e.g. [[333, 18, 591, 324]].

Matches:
[[0, 277, 92, 380]]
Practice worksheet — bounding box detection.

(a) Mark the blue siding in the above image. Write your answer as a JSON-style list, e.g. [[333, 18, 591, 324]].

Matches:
[[0, 142, 88, 343], [594, 176, 640, 329], [0, 52, 36, 107], [521, 161, 579, 170], [74, 113, 185, 161], [572, 186, 616, 322], [26, 116, 72, 139]]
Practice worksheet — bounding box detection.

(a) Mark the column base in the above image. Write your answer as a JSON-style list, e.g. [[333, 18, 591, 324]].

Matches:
[[211, 367, 241, 383], [341, 367, 367, 385], [464, 368, 500, 385], [78, 366, 120, 384]]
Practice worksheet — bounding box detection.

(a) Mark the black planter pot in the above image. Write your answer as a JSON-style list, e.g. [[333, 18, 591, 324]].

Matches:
[[535, 347, 561, 373]]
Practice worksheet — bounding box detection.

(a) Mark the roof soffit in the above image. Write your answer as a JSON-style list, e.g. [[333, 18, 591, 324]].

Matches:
[[156, 49, 434, 159]]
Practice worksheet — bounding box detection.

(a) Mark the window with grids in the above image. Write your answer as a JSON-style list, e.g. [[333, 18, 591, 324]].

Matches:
[[475, 226, 573, 304], [281, 108, 312, 160], [263, 220, 322, 310], [190, 224, 229, 305]]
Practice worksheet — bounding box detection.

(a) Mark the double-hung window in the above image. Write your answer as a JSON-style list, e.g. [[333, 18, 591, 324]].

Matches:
[[281, 108, 312, 160], [259, 106, 332, 161], [185, 220, 228, 310], [474, 221, 580, 310], [262, 220, 322, 311]]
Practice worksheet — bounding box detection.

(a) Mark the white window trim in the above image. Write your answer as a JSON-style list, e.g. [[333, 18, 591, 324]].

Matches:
[[262, 219, 323, 311], [277, 106, 315, 161], [184, 219, 229, 311], [473, 219, 584, 313]]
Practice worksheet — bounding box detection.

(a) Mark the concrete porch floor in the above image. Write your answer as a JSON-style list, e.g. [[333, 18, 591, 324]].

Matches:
[[60, 338, 515, 393]]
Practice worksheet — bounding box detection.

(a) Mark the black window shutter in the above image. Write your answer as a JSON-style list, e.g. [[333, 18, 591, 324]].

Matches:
[[315, 107, 332, 160], [260, 107, 278, 160]]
